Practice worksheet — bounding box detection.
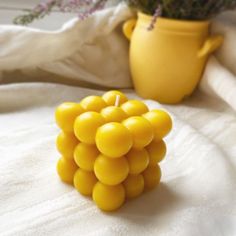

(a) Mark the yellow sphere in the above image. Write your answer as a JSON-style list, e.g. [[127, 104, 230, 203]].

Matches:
[[74, 169, 97, 196], [80, 96, 107, 112], [94, 154, 129, 186], [95, 122, 133, 158], [143, 110, 172, 141], [102, 90, 128, 106], [93, 182, 125, 211], [55, 102, 84, 132], [122, 116, 154, 149], [123, 174, 144, 199], [101, 106, 128, 122], [121, 100, 149, 116], [56, 132, 78, 160], [74, 143, 99, 171], [57, 157, 78, 184], [143, 165, 161, 191], [146, 140, 167, 165], [126, 148, 149, 174], [74, 112, 105, 144]]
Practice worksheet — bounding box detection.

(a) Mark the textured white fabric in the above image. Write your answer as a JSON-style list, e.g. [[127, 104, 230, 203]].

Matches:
[[200, 57, 236, 110], [0, 3, 236, 236], [0, 4, 133, 88], [0, 83, 235, 236]]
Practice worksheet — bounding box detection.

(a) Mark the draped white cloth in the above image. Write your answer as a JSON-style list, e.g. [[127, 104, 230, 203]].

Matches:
[[0, 3, 235, 236]]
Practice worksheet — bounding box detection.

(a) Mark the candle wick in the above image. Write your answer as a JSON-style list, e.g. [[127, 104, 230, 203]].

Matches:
[[115, 95, 120, 107]]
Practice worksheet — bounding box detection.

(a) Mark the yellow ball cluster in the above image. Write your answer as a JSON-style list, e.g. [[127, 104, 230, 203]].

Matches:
[[55, 90, 172, 211]]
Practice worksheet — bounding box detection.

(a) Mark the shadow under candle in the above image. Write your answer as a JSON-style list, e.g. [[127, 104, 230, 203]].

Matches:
[[114, 183, 183, 226]]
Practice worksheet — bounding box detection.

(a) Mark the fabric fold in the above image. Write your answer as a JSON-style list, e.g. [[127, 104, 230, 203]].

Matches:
[[200, 57, 236, 111]]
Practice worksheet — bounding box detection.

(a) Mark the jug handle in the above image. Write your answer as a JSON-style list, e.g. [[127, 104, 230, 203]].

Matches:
[[198, 35, 223, 58], [123, 19, 137, 40]]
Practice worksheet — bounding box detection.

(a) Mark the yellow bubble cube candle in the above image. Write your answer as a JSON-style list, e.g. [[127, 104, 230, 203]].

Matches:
[[55, 90, 172, 211]]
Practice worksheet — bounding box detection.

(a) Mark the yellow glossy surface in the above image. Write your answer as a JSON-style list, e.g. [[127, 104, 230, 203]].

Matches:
[[95, 122, 133, 158], [93, 182, 125, 211], [123, 13, 223, 103], [74, 112, 105, 144], [143, 110, 172, 141], [121, 100, 149, 116], [101, 106, 128, 122], [146, 140, 167, 165], [56, 131, 78, 160], [80, 96, 107, 112], [123, 174, 144, 199], [126, 148, 149, 174], [102, 90, 128, 106], [94, 154, 129, 185], [74, 169, 97, 196], [143, 164, 161, 191], [57, 157, 78, 184], [55, 102, 84, 132], [74, 143, 99, 171], [123, 116, 154, 149]]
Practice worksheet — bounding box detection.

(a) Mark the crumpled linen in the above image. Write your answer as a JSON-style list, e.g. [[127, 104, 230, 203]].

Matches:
[[0, 4, 133, 88], [0, 3, 236, 236]]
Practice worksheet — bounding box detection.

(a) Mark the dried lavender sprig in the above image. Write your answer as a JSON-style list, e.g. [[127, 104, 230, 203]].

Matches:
[[60, 0, 95, 13], [14, 0, 63, 25], [148, 5, 162, 31], [71, 0, 107, 20], [14, 0, 108, 25]]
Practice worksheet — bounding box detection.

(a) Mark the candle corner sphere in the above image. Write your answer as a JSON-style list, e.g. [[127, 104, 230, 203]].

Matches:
[[95, 122, 133, 158], [143, 109, 172, 141], [122, 116, 154, 149], [57, 157, 78, 185], [74, 143, 99, 171], [74, 169, 98, 196], [56, 131, 78, 160], [80, 95, 107, 112], [92, 182, 125, 211], [102, 90, 128, 106], [94, 154, 129, 186], [143, 164, 162, 191], [121, 100, 149, 116], [123, 174, 144, 199], [126, 148, 149, 175], [101, 106, 128, 123], [55, 102, 84, 132], [146, 140, 167, 165], [74, 111, 105, 144]]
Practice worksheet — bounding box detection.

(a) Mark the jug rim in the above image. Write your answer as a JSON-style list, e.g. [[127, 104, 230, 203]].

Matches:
[[138, 12, 210, 32]]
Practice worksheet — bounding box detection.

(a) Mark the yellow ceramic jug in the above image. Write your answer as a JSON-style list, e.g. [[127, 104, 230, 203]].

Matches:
[[123, 13, 223, 104]]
